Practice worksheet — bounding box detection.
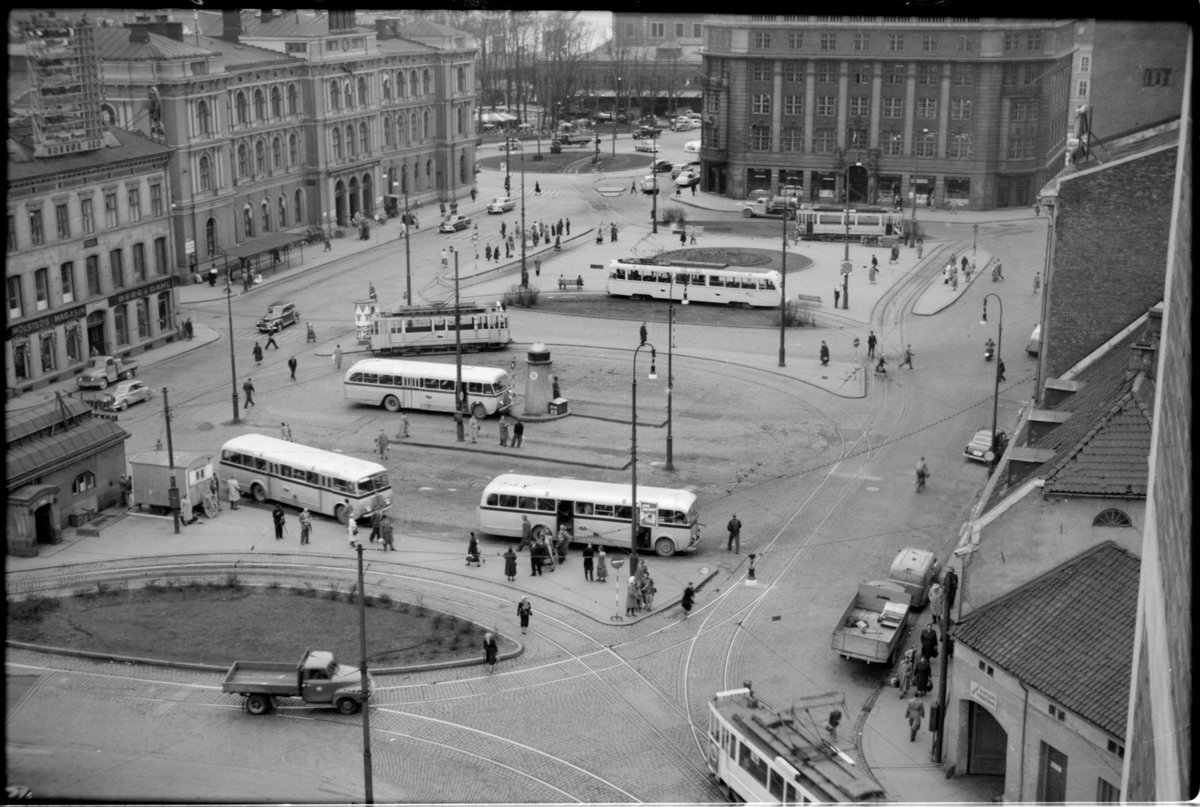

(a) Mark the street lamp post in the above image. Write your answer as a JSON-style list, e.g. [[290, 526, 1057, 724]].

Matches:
[[666, 276, 688, 471], [353, 543, 375, 803], [911, 128, 929, 246], [613, 77, 622, 156], [225, 281, 240, 423], [981, 294, 1004, 470], [520, 141, 528, 287], [842, 159, 862, 311], [778, 197, 788, 368], [402, 182, 412, 305], [651, 160, 659, 233], [631, 341, 658, 567], [453, 247, 465, 442]]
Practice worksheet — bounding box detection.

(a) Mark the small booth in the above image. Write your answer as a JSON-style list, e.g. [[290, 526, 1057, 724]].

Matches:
[[354, 300, 383, 344], [129, 451, 215, 521]]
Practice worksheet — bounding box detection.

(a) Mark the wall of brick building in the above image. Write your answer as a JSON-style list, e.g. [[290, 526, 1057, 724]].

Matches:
[[1042, 146, 1176, 382], [1091, 22, 1189, 140]]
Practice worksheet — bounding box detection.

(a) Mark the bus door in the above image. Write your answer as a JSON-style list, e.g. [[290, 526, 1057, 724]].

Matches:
[[556, 500, 575, 539], [803, 213, 814, 236]]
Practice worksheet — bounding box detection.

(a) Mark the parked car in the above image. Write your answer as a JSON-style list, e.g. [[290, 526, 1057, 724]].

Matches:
[[632, 126, 663, 140], [256, 301, 300, 332], [1026, 324, 1041, 355], [671, 161, 701, 179], [634, 141, 660, 153], [639, 175, 660, 194], [103, 380, 152, 411], [497, 139, 522, 151], [684, 140, 701, 153], [592, 111, 613, 122], [439, 215, 472, 233], [671, 117, 699, 132], [675, 170, 701, 188], [964, 429, 1008, 463], [486, 197, 516, 214], [652, 159, 673, 173]]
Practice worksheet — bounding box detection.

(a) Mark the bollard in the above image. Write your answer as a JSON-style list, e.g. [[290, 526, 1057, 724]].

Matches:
[[746, 553, 759, 585]]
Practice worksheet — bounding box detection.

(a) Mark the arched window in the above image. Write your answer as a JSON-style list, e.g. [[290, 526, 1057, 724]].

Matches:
[[423, 109, 431, 139], [344, 81, 353, 110], [457, 66, 466, 93], [460, 152, 467, 184], [346, 124, 356, 157], [271, 86, 282, 117], [205, 217, 216, 256], [278, 195, 288, 229], [383, 115, 393, 146], [72, 471, 96, 494], [400, 164, 408, 193], [272, 137, 282, 169], [199, 154, 212, 190], [358, 76, 368, 106], [1093, 509, 1133, 527], [255, 139, 266, 173], [332, 128, 342, 159], [261, 201, 271, 233], [423, 68, 432, 95], [426, 158, 433, 187], [237, 143, 249, 177], [330, 81, 340, 111], [287, 83, 298, 115], [413, 162, 420, 191], [235, 91, 248, 123], [359, 122, 368, 154], [410, 70, 418, 97], [410, 112, 419, 142], [243, 206, 254, 238], [197, 99, 211, 134], [382, 74, 391, 101], [295, 189, 304, 223], [456, 106, 464, 135], [102, 104, 117, 126], [254, 88, 266, 120], [289, 132, 298, 164]]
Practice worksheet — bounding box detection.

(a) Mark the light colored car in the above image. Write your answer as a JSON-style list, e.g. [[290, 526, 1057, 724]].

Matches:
[[639, 175, 660, 194], [1026, 324, 1041, 355], [634, 140, 659, 153], [671, 117, 699, 132], [104, 380, 152, 411], [675, 170, 701, 188], [486, 197, 516, 214], [964, 429, 1008, 463], [438, 215, 472, 233], [497, 139, 522, 151], [256, 301, 299, 332], [684, 140, 701, 153]]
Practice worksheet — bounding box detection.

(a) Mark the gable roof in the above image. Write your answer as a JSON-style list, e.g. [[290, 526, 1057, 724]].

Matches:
[[953, 542, 1138, 737]]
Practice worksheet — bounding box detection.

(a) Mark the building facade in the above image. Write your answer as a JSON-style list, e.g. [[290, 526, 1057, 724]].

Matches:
[[581, 14, 706, 119]]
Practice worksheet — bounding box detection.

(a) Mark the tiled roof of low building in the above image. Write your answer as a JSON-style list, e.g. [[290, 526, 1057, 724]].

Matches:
[[8, 126, 172, 182], [93, 26, 213, 60], [954, 541, 1138, 737]]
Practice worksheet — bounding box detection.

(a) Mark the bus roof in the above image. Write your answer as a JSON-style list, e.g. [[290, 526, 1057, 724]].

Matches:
[[219, 434, 388, 481], [345, 359, 508, 383], [483, 473, 697, 510]]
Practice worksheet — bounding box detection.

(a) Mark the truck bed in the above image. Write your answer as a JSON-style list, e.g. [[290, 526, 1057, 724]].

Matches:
[[222, 661, 298, 694]]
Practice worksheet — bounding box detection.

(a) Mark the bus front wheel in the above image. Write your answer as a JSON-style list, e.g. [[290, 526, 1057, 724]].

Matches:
[[471, 402, 487, 419], [251, 483, 267, 503], [654, 537, 676, 557], [382, 395, 401, 413], [334, 504, 349, 524]]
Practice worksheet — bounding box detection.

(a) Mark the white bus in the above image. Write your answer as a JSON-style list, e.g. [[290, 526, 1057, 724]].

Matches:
[[218, 434, 392, 524], [477, 473, 701, 557], [606, 259, 782, 308], [343, 358, 513, 418]]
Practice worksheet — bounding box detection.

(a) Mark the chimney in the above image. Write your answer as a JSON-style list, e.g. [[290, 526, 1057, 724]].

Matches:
[[222, 9, 242, 43], [127, 23, 150, 44], [375, 19, 391, 40], [260, 9, 274, 24], [1127, 307, 1162, 381]]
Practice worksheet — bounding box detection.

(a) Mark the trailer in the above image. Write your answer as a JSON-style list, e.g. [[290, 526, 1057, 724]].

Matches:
[[887, 548, 939, 609], [222, 648, 373, 715], [832, 581, 912, 664], [128, 451, 215, 520]]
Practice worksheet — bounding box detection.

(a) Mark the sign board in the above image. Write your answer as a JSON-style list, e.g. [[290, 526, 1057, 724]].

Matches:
[[969, 681, 999, 712], [853, 338, 860, 348], [638, 501, 658, 528], [185, 239, 196, 256], [841, 260, 853, 275]]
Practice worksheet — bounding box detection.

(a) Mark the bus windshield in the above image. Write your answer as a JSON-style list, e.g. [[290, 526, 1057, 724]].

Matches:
[[357, 472, 391, 494]]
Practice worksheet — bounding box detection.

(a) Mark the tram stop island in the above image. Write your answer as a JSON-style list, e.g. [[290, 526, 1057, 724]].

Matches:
[[519, 342, 569, 422]]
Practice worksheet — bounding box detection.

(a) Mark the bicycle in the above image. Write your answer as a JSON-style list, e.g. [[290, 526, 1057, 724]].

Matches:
[[916, 467, 929, 493]]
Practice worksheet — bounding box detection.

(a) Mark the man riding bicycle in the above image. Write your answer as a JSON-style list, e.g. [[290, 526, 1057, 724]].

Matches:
[[916, 458, 930, 491]]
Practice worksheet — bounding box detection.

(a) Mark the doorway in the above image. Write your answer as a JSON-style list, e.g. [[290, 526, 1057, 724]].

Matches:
[[335, 180, 347, 226], [967, 701, 1008, 776], [34, 503, 55, 544], [86, 310, 107, 356], [1037, 742, 1068, 802]]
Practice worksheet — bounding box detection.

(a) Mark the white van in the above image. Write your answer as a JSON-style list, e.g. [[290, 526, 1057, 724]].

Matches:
[[486, 197, 516, 214], [684, 140, 701, 153]]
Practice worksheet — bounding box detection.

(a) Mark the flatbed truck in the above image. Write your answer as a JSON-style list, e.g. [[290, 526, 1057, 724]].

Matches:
[[222, 648, 373, 715]]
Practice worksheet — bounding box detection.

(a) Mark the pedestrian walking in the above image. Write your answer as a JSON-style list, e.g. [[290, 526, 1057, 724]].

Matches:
[[299, 508, 312, 544], [868, 264, 877, 284], [867, 331, 878, 358], [1033, 272, 1041, 294], [377, 429, 389, 460], [288, 356, 297, 380], [512, 420, 524, 448], [611, 223, 618, 242], [485, 244, 493, 261], [242, 378, 256, 407], [906, 696, 926, 741], [914, 655, 933, 696], [210, 473, 221, 512], [499, 415, 510, 447], [483, 632, 498, 672], [582, 544, 595, 581], [919, 624, 939, 661], [469, 415, 479, 443], [500, 221, 506, 239], [682, 582, 695, 618], [643, 575, 657, 610], [929, 582, 944, 624], [227, 476, 241, 510], [596, 548, 608, 582], [333, 344, 343, 370], [470, 186, 478, 202], [833, 287, 841, 308], [626, 577, 639, 617], [819, 341, 830, 366], [265, 324, 280, 351], [871, 254, 879, 272], [272, 504, 286, 540], [398, 412, 409, 439], [997, 358, 1006, 383], [346, 506, 360, 547], [680, 229, 686, 246], [306, 322, 316, 343], [596, 228, 604, 245], [119, 473, 132, 508], [727, 513, 742, 553], [380, 515, 395, 551], [253, 342, 263, 364], [944, 567, 959, 611], [534, 256, 541, 277], [897, 649, 914, 697], [517, 597, 532, 634], [565, 218, 571, 235], [467, 532, 481, 566], [368, 508, 383, 543], [631, 179, 637, 194], [900, 344, 914, 369], [501, 544, 519, 580], [280, 421, 290, 441], [324, 233, 332, 252], [518, 514, 533, 551]]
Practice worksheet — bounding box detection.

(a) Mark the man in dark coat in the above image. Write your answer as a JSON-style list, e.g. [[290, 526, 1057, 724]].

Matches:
[[943, 567, 959, 610], [819, 341, 830, 366], [272, 504, 285, 540], [368, 508, 383, 543], [582, 544, 595, 581], [681, 582, 696, 617], [914, 655, 933, 695], [504, 546, 518, 581], [288, 356, 297, 380], [920, 623, 939, 660]]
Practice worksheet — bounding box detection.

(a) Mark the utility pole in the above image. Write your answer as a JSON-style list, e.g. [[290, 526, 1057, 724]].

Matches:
[[778, 203, 788, 367], [225, 283, 239, 423], [453, 248, 465, 442], [163, 387, 179, 534], [355, 543, 375, 803]]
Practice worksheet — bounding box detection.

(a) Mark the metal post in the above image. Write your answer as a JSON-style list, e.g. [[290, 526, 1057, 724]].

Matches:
[[163, 387, 179, 534], [355, 543, 374, 803], [520, 144, 528, 288], [454, 249, 464, 442], [843, 164, 852, 310], [631, 344, 657, 567], [226, 284, 240, 423], [982, 295, 1004, 470], [404, 186, 412, 305], [933, 566, 953, 763], [612, 78, 621, 156], [666, 283, 673, 471], [778, 202, 787, 367], [652, 162, 658, 233]]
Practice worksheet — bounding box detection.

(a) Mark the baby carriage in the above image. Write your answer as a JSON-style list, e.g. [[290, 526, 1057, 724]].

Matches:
[[466, 534, 483, 567]]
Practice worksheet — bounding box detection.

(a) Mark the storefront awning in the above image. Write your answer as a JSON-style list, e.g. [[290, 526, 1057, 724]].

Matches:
[[221, 231, 309, 261]]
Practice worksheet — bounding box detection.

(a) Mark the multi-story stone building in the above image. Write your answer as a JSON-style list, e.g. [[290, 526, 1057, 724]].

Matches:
[[698, 16, 1188, 209], [582, 13, 706, 119], [7, 13, 177, 397]]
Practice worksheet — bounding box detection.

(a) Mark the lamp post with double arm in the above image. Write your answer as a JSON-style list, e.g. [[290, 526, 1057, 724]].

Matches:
[[981, 294, 1004, 470], [666, 274, 688, 471], [630, 339, 657, 567]]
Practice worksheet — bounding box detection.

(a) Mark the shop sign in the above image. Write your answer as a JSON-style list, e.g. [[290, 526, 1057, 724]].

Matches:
[[108, 276, 176, 308], [970, 681, 998, 712], [6, 304, 87, 341]]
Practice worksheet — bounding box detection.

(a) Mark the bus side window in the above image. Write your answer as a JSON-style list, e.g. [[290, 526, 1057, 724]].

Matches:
[[517, 496, 535, 510], [615, 505, 632, 520], [498, 494, 517, 508], [363, 373, 378, 384], [330, 477, 351, 493], [423, 378, 438, 389], [486, 494, 498, 506], [575, 502, 593, 515], [467, 382, 482, 394], [254, 457, 267, 471], [349, 373, 363, 382], [439, 380, 454, 391], [594, 504, 613, 517], [306, 471, 320, 485], [379, 375, 393, 386], [537, 498, 555, 512]]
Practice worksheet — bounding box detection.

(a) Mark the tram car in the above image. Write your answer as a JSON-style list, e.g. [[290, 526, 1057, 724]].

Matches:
[[606, 259, 782, 308], [795, 206, 906, 244], [368, 303, 512, 355], [707, 686, 885, 804]]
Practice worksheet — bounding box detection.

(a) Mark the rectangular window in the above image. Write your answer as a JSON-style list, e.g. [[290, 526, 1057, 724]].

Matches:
[[285, 42, 307, 54], [191, 60, 208, 75], [953, 64, 974, 86], [784, 61, 803, 82], [820, 32, 836, 51], [1012, 100, 1028, 121], [154, 237, 168, 276], [1002, 64, 1020, 86], [783, 94, 803, 116], [676, 23, 684, 38], [127, 187, 142, 222], [104, 193, 119, 228], [951, 98, 972, 120], [887, 64, 905, 85], [918, 64, 938, 86], [35, 267, 50, 311], [752, 62, 770, 82], [916, 130, 936, 157], [882, 97, 903, 118], [813, 127, 836, 153], [1079, 55, 1090, 72], [86, 254, 101, 296], [849, 96, 869, 117], [81, 198, 95, 233], [694, 23, 702, 38], [782, 127, 804, 151], [136, 298, 151, 339], [737, 741, 769, 786], [817, 62, 835, 83], [114, 304, 129, 346], [888, 33, 904, 52], [752, 94, 771, 114], [651, 22, 664, 38], [1096, 779, 1119, 803], [7, 213, 15, 252], [817, 95, 835, 116], [150, 183, 163, 216], [749, 125, 771, 150], [787, 31, 803, 50], [922, 33, 938, 52], [754, 31, 770, 49], [957, 34, 974, 52], [1075, 79, 1088, 96], [1007, 137, 1024, 159], [60, 261, 75, 303], [917, 98, 938, 119], [1027, 32, 1042, 50], [854, 32, 870, 51], [56, 203, 70, 239], [7, 276, 23, 319], [950, 132, 972, 158], [29, 209, 44, 246], [1004, 33, 1019, 52], [882, 131, 903, 155], [132, 242, 147, 282], [110, 248, 124, 288]]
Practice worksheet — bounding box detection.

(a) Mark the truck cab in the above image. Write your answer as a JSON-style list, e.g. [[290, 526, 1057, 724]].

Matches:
[[298, 651, 367, 706]]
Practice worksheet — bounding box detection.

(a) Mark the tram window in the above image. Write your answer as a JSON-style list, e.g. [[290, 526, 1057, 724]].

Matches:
[[537, 498, 556, 512], [629, 270, 642, 280], [432, 319, 445, 331], [765, 279, 777, 289], [738, 742, 769, 786], [690, 273, 705, 285], [785, 783, 798, 804], [657, 272, 671, 282], [498, 494, 517, 508], [613, 268, 626, 279], [710, 276, 725, 287], [741, 279, 755, 289], [859, 215, 880, 227], [593, 504, 614, 517], [576, 502, 594, 515], [518, 496, 536, 510], [818, 214, 842, 226], [769, 770, 784, 800], [408, 319, 432, 332]]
